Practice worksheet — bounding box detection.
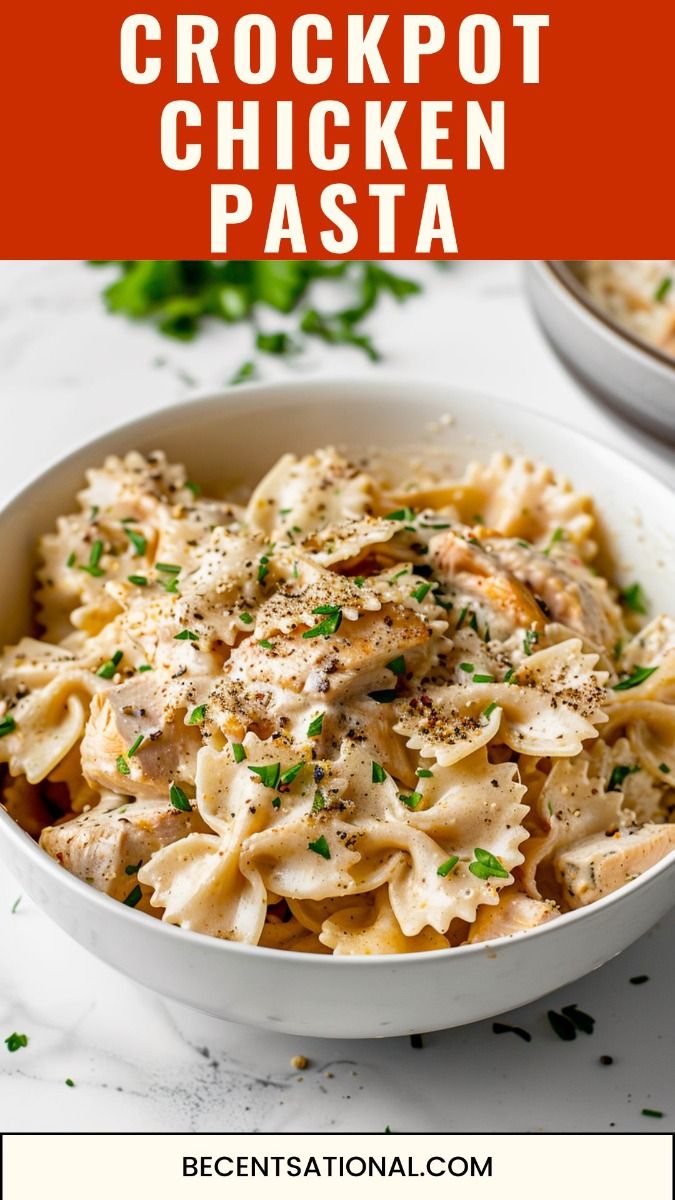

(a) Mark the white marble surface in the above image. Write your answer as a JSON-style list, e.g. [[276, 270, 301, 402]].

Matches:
[[0, 259, 673, 1133]]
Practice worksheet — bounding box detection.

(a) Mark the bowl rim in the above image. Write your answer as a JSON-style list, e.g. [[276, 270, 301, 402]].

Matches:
[[2, 376, 675, 968], [538, 260, 675, 374]]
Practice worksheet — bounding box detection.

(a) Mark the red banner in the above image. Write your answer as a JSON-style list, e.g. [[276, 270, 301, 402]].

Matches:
[[2, 2, 672, 257]]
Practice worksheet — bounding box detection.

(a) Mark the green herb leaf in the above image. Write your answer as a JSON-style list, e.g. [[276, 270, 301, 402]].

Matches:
[[437, 856, 459, 877], [473, 673, 495, 683], [155, 562, 181, 575], [66, 551, 76, 568], [386, 655, 406, 676], [302, 608, 343, 638], [232, 742, 246, 763], [280, 762, 305, 787], [469, 847, 509, 879], [5, 1032, 28, 1052], [619, 582, 648, 615], [482, 701, 499, 721], [416, 768, 433, 778], [307, 713, 325, 737], [96, 650, 123, 679], [410, 582, 432, 603], [185, 480, 201, 497], [127, 574, 148, 586], [169, 782, 192, 811], [523, 629, 540, 655], [11, 896, 21, 914], [239, 612, 253, 625], [80, 539, 105, 577], [127, 734, 144, 758], [368, 690, 398, 704], [612, 666, 658, 691], [658, 763, 670, 774], [399, 791, 423, 810], [308, 834, 331, 859], [189, 705, 207, 725], [116, 754, 130, 777], [174, 629, 199, 641], [654, 276, 672, 303], [459, 662, 474, 673], [125, 527, 147, 557], [543, 527, 564, 556], [122, 884, 143, 908], [0, 715, 17, 738], [385, 507, 416, 522], [608, 764, 640, 791], [311, 790, 325, 812], [125, 860, 143, 876], [353, 575, 365, 588], [371, 762, 386, 784], [641, 1108, 664, 1118], [138, 664, 153, 673], [230, 360, 257, 386], [248, 763, 281, 789], [547, 1010, 577, 1041]]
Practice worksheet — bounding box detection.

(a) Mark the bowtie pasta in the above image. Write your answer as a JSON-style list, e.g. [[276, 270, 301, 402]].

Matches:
[[2, 445, 674, 955]]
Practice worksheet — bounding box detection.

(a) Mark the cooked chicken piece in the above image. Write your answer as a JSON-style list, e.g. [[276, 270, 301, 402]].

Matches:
[[555, 823, 675, 908], [81, 675, 203, 798], [40, 795, 194, 900], [226, 605, 433, 702], [429, 530, 545, 639], [481, 537, 623, 648], [467, 891, 558, 942]]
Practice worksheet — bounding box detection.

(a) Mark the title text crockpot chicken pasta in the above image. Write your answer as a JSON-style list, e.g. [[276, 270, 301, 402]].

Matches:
[[1, 446, 674, 954]]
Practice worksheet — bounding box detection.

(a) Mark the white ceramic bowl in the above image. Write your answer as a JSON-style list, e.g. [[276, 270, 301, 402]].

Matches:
[[2, 379, 674, 1039], [524, 261, 675, 443]]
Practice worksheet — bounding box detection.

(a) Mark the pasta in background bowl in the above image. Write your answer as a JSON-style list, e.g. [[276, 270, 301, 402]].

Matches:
[[1, 380, 674, 1036]]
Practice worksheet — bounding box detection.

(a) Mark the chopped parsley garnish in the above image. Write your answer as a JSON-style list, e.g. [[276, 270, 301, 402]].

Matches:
[[608, 764, 639, 791], [5, 1032, 28, 1053], [127, 734, 144, 758], [658, 763, 671, 774], [386, 655, 406, 676], [66, 551, 76, 568], [492, 1022, 532, 1042], [11, 896, 21, 914], [543, 527, 564, 556], [303, 607, 343, 638], [372, 761, 386, 784], [503, 667, 515, 683], [155, 562, 181, 575], [0, 715, 17, 738], [547, 1009, 577, 1041], [561, 1003, 595, 1035], [271, 796, 281, 809], [311, 790, 325, 812], [258, 639, 275, 650], [65, 1078, 75, 1087], [239, 612, 253, 625], [80, 539, 105, 577], [248, 763, 281, 789], [399, 791, 423, 810], [482, 701, 499, 721], [127, 574, 148, 586], [437, 856, 459, 877], [410, 582, 432, 603], [385, 507, 415, 522], [308, 835, 331, 859], [473, 673, 495, 683], [619, 582, 648, 614], [116, 754, 131, 777], [122, 884, 143, 908], [125, 527, 147, 557], [257, 556, 270, 583], [469, 847, 508, 879], [654, 276, 672, 303], [456, 607, 468, 630], [185, 480, 201, 497], [353, 575, 365, 588], [96, 650, 123, 679], [612, 665, 658, 691], [307, 713, 324, 737], [280, 762, 305, 787], [459, 662, 474, 673], [416, 768, 433, 778], [230, 360, 257, 386], [435, 595, 454, 611], [368, 689, 398, 704], [125, 860, 142, 876], [189, 705, 207, 725], [523, 629, 540, 655], [174, 629, 199, 641], [469, 612, 479, 633], [169, 782, 192, 811], [641, 1108, 663, 1119], [390, 567, 410, 582], [138, 664, 153, 672], [232, 742, 246, 763]]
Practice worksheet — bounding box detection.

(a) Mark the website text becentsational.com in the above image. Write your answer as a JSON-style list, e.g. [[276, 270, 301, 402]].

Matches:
[[183, 1154, 491, 1180]]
